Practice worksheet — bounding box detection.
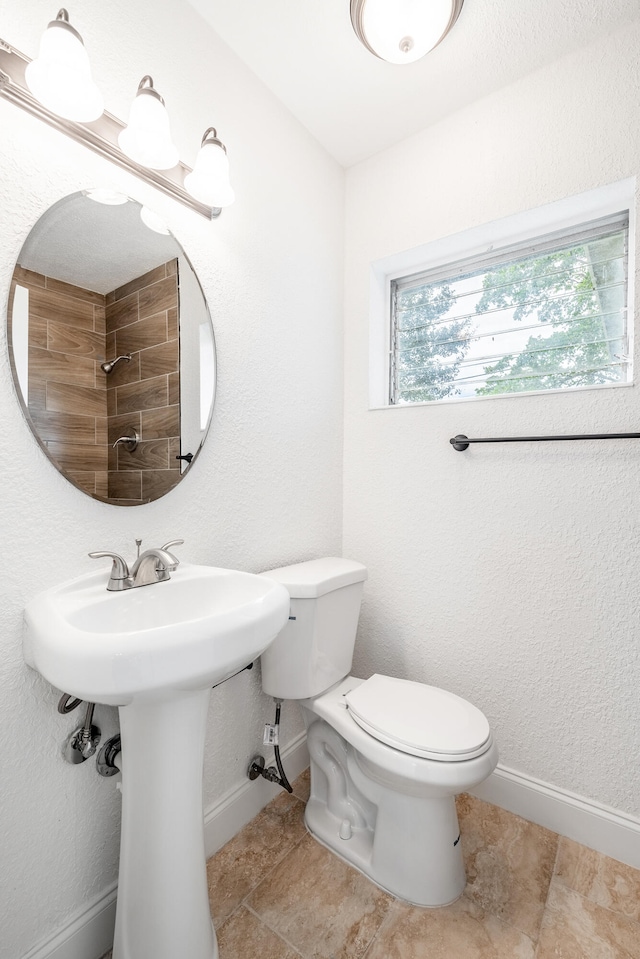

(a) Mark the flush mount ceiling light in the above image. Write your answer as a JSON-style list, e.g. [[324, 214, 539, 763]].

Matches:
[[118, 76, 180, 171], [184, 128, 235, 208], [24, 8, 103, 121], [350, 0, 464, 64]]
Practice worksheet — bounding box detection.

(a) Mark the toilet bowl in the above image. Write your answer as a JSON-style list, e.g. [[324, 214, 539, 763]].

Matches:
[[260, 558, 498, 907]]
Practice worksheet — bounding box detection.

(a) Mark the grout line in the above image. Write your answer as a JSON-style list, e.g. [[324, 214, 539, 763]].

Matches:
[[226, 783, 311, 958], [209, 792, 309, 926], [549, 836, 640, 914], [243, 902, 306, 958], [547, 877, 640, 933], [532, 829, 563, 950], [548, 831, 563, 889], [532, 856, 640, 959], [360, 898, 401, 959], [458, 795, 563, 946], [458, 884, 541, 947], [212, 898, 243, 933], [236, 823, 310, 912]]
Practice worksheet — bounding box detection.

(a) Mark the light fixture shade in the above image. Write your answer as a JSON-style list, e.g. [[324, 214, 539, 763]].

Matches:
[[184, 128, 235, 208], [350, 0, 464, 64], [84, 188, 129, 205], [140, 205, 171, 234], [118, 76, 179, 171], [25, 9, 103, 121]]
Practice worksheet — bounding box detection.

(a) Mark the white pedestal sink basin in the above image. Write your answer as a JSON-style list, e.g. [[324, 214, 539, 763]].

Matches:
[[24, 563, 290, 959]]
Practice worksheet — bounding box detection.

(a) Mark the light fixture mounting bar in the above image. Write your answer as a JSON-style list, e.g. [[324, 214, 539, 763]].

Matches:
[[0, 38, 220, 220]]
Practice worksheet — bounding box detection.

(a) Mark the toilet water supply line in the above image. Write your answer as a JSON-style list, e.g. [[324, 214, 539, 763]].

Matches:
[[272, 700, 293, 792], [248, 699, 293, 793]]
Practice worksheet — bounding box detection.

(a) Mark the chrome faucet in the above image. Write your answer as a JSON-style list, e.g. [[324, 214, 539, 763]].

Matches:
[[89, 539, 184, 591]]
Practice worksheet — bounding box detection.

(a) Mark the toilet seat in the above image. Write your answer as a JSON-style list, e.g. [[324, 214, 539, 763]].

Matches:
[[344, 674, 491, 762]]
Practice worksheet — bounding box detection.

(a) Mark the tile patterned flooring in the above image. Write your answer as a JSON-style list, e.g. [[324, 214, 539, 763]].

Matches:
[[102, 769, 640, 958]]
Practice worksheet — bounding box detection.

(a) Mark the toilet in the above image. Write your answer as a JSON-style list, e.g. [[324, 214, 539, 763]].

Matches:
[[260, 557, 498, 907]]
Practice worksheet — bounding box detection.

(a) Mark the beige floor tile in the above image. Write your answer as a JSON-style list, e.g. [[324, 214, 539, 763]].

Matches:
[[554, 837, 640, 923], [365, 897, 536, 959], [456, 794, 558, 941], [535, 880, 640, 958], [207, 790, 307, 925], [217, 905, 300, 958], [292, 767, 310, 803], [105, 779, 640, 959], [248, 834, 393, 959]]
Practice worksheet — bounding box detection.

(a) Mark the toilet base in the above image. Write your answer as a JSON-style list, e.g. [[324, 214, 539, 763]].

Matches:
[[304, 716, 467, 907], [304, 793, 466, 907]]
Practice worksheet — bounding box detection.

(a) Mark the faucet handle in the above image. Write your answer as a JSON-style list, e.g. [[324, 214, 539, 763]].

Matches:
[[88, 551, 130, 590], [160, 539, 184, 552]]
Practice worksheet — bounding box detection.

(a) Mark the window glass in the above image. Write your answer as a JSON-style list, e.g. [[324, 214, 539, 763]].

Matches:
[[390, 214, 629, 404]]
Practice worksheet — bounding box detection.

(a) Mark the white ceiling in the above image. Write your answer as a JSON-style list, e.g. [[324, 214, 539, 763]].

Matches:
[[186, 0, 640, 167], [19, 195, 179, 293]]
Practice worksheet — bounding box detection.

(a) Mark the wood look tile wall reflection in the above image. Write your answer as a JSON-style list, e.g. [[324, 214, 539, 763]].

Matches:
[[12, 265, 107, 498], [12, 260, 181, 506], [105, 261, 180, 505]]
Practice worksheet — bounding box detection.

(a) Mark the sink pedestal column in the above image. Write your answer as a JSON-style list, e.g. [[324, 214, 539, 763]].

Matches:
[[113, 688, 217, 959]]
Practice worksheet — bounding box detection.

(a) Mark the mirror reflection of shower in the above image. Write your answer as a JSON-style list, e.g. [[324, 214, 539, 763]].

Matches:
[[7, 192, 217, 505], [101, 354, 132, 374]]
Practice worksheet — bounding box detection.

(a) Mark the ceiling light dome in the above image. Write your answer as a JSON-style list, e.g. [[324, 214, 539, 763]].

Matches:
[[350, 0, 464, 64], [25, 8, 103, 121]]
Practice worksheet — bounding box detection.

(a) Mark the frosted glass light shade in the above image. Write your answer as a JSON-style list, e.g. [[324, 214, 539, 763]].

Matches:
[[350, 0, 464, 64], [118, 77, 179, 171], [25, 10, 103, 121], [184, 129, 235, 208], [140, 205, 170, 234], [84, 188, 129, 205]]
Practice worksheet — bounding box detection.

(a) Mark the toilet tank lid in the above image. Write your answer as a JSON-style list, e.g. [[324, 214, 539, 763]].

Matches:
[[260, 557, 367, 598]]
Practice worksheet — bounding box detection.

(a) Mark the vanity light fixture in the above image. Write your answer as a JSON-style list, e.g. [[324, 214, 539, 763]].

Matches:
[[118, 76, 179, 171], [83, 188, 129, 205], [24, 8, 103, 121], [184, 128, 235, 208], [140, 205, 171, 235], [350, 0, 464, 64], [0, 11, 233, 219]]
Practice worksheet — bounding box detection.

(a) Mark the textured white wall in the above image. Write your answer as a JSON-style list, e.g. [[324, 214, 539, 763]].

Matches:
[[344, 20, 640, 818], [0, 2, 343, 956]]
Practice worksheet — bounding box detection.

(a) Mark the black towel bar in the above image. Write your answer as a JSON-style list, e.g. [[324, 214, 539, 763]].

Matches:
[[450, 432, 640, 451]]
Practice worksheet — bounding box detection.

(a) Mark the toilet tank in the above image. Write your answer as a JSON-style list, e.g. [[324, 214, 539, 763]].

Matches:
[[260, 558, 367, 700]]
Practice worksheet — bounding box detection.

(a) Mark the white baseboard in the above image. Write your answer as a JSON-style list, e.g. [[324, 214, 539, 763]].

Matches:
[[21, 734, 309, 959], [21, 884, 117, 959], [471, 764, 640, 870]]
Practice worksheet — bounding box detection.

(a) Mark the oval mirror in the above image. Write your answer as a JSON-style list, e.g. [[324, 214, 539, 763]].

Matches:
[[7, 191, 215, 505]]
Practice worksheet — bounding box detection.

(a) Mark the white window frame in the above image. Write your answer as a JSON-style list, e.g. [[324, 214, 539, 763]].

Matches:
[[369, 179, 636, 409]]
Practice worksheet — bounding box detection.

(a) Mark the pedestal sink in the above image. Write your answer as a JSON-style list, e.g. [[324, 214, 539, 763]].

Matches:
[[23, 563, 290, 959]]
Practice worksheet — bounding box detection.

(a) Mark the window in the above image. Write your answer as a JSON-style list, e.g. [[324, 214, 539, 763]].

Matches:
[[389, 213, 630, 405]]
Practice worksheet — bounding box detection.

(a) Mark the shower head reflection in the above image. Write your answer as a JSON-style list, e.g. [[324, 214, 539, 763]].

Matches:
[[101, 354, 132, 374]]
